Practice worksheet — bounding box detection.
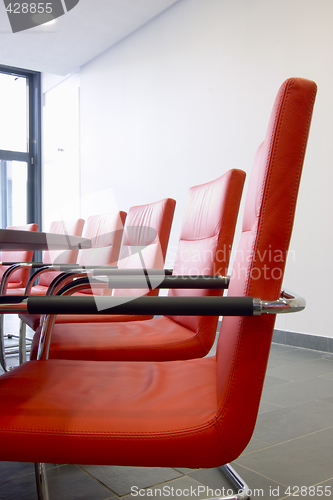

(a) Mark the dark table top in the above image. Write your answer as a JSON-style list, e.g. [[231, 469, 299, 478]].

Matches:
[[0, 229, 92, 251]]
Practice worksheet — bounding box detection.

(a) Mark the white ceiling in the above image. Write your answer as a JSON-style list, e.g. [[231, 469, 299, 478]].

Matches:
[[0, 0, 180, 76]]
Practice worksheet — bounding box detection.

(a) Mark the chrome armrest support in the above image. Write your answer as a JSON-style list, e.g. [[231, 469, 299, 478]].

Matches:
[[24, 265, 65, 294], [0, 288, 306, 366], [253, 290, 306, 315], [0, 263, 30, 295], [55, 274, 230, 295]]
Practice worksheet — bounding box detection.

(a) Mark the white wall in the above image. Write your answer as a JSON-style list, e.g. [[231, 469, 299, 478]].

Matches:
[[42, 73, 81, 230], [79, 0, 333, 338]]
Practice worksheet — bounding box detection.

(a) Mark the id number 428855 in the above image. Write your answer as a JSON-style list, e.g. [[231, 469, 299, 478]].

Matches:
[[285, 486, 331, 496], [5, 3, 53, 14]]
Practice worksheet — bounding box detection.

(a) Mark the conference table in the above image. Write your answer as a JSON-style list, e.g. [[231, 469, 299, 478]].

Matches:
[[0, 228, 92, 251], [0, 228, 92, 371]]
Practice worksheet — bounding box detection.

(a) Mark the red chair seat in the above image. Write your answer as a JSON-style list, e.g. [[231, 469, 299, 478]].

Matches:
[[33, 315, 214, 361], [0, 356, 225, 468]]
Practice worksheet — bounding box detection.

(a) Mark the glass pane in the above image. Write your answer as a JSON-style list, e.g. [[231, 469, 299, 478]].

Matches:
[[0, 73, 28, 152], [0, 160, 27, 228]]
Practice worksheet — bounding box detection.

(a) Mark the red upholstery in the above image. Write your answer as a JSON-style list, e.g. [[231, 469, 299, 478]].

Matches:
[[5, 219, 85, 297], [31, 171, 245, 361], [78, 211, 127, 272], [111, 197, 176, 304], [20, 212, 127, 331], [0, 78, 317, 468], [0, 224, 38, 289], [28, 219, 85, 295], [37, 198, 176, 325]]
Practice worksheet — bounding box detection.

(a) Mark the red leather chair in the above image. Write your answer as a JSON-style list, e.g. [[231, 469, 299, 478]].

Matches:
[[20, 211, 127, 332], [2, 219, 85, 298], [34, 198, 175, 320], [0, 223, 39, 291], [110, 197, 176, 311], [31, 171, 245, 361], [0, 223, 38, 369], [0, 78, 317, 500], [27, 198, 176, 360], [0, 219, 84, 370], [75, 210, 127, 274]]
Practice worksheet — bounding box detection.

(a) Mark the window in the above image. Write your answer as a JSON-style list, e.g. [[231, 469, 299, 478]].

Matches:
[[0, 65, 41, 229]]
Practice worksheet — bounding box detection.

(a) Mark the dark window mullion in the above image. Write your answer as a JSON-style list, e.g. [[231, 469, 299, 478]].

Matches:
[[0, 161, 7, 228], [27, 71, 41, 228], [0, 64, 42, 231]]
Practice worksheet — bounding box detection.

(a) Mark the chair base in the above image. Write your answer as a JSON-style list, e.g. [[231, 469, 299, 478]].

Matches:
[[34, 463, 49, 500], [33, 462, 250, 500], [218, 464, 251, 499]]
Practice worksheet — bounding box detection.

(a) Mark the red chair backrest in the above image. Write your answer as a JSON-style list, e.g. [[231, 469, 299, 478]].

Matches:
[[79, 211, 127, 268], [0, 223, 38, 287], [38, 219, 85, 288], [113, 198, 176, 298], [215, 78, 317, 461], [166, 169, 246, 352], [78, 211, 127, 296]]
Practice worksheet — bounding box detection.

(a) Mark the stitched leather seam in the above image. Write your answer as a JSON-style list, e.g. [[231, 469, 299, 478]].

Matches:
[[0, 417, 220, 439], [57, 335, 206, 354], [64, 327, 211, 352], [178, 233, 219, 244]]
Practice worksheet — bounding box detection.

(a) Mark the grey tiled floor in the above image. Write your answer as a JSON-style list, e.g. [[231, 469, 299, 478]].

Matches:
[[1, 317, 333, 499]]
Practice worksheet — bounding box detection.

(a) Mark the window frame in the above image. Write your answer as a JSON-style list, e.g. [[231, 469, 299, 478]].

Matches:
[[0, 64, 42, 229]]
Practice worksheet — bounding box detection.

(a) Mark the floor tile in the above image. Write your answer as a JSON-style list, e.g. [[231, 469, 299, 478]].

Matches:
[[0, 461, 37, 481], [47, 465, 115, 500], [261, 376, 333, 407], [241, 437, 272, 454], [79, 466, 182, 496], [267, 346, 324, 368], [258, 400, 284, 414], [270, 342, 294, 356], [0, 464, 114, 500], [173, 468, 198, 474], [0, 462, 60, 481], [267, 358, 333, 382], [0, 469, 40, 500], [319, 395, 333, 405], [253, 400, 333, 444], [263, 375, 291, 387], [235, 427, 333, 487]]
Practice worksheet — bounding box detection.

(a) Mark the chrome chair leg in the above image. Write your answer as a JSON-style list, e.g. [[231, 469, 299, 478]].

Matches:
[[34, 463, 50, 500], [19, 320, 27, 364], [218, 463, 251, 499], [0, 314, 8, 372]]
